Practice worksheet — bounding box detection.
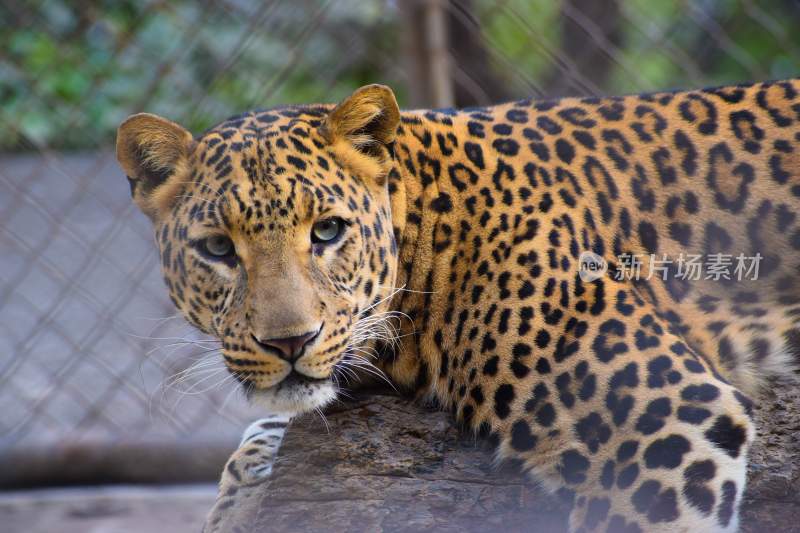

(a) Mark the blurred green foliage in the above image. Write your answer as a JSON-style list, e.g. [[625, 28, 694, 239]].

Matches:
[[0, 0, 399, 150], [477, 0, 800, 94], [1, 0, 799, 151]]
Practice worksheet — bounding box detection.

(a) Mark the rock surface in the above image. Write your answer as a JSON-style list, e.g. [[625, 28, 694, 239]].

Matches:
[[740, 380, 800, 531], [230, 382, 800, 532]]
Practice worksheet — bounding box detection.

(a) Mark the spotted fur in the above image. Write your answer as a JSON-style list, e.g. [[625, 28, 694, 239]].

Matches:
[[204, 415, 289, 533], [117, 80, 800, 532]]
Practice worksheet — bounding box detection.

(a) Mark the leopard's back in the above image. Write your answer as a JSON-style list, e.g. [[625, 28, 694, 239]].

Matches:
[[382, 79, 800, 532]]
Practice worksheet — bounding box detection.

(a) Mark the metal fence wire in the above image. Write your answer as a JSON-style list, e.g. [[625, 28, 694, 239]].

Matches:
[[2, 0, 800, 485]]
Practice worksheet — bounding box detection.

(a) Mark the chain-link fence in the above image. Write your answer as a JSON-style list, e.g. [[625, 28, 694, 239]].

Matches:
[[2, 0, 799, 487]]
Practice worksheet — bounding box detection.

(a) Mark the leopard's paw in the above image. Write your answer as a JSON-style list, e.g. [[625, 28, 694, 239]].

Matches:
[[204, 415, 291, 533], [221, 415, 291, 487]]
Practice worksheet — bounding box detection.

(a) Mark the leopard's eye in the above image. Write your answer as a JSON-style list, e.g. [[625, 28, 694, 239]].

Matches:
[[311, 217, 345, 244], [204, 235, 235, 257]]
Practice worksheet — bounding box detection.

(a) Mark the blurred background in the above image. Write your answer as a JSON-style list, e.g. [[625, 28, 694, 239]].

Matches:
[[1, 0, 799, 530]]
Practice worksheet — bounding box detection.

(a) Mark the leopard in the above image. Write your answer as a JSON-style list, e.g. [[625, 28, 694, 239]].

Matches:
[[116, 79, 800, 532]]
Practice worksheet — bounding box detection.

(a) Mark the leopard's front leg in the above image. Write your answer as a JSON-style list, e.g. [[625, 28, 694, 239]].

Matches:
[[479, 285, 754, 532], [203, 414, 290, 533]]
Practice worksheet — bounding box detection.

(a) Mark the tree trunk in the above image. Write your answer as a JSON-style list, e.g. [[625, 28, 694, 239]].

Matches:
[[542, 0, 624, 97], [211, 385, 800, 532]]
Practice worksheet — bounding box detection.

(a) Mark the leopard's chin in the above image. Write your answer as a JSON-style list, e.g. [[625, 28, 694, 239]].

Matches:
[[245, 372, 337, 416]]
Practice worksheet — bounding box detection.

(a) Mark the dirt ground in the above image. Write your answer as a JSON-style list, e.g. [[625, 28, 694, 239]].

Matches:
[[0, 484, 216, 533]]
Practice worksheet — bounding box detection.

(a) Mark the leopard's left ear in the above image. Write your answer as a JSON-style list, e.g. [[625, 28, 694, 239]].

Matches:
[[116, 113, 195, 220], [321, 84, 400, 158]]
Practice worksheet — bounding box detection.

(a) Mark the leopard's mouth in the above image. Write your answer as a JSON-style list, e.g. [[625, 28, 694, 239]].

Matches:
[[274, 369, 329, 389], [243, 370, 337, 415]]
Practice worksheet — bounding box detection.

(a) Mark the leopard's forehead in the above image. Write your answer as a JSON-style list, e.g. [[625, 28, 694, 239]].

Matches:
[[180, 104, 372, 232], [200, 105, 332, 142], [188, 106, 338, 198]]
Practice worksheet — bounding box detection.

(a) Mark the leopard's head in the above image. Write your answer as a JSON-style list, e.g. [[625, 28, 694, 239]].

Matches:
[[116, 85, 401, 415]]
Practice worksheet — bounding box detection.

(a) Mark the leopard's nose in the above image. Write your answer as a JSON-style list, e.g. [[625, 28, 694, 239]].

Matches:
[[251, 327, 321, 361]]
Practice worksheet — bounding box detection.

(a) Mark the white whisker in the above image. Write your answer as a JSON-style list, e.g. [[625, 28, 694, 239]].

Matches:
[[376, 284, 435, 295], [313, 407, 331, 433]]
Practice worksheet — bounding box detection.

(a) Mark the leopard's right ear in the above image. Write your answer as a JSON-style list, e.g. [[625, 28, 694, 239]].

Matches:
[[319, 85, 400, 187], [116, 113, 194, 220]]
